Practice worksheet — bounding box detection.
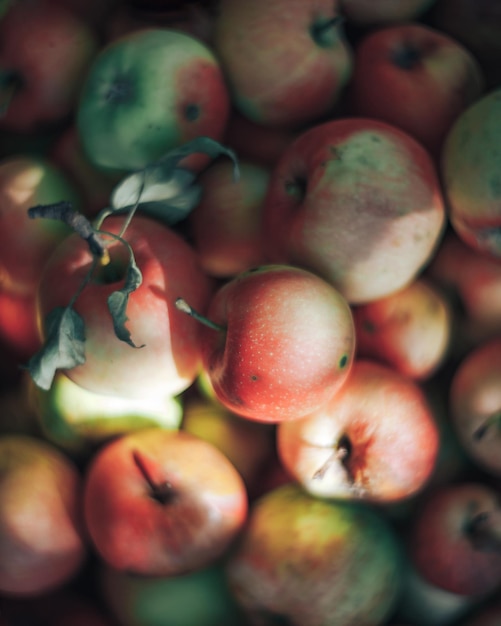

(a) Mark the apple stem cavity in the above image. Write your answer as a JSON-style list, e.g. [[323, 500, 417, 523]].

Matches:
[[466, 509, 501, 552], [132, 450, 177, 506], [473, 411, 501, 441], [310, 15, 345, 48], [390, 43, 422, 70], [175, 297, 226, 333], [0, 69, 22, 116], [313, 435, 352, 480]]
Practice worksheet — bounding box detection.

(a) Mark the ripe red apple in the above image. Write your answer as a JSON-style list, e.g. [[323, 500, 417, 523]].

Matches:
[[277, 359, 440, 503], [348, 22, 484, 158], [211, 0, 353, 128], [76, 28, 230, 172], [225, 482, 404, 625], [262, 117, 447, 304], [408, 481, 501, 597], [0, 0, 99, 133], [449, 337, 501, 478], [339, 0, 438, 25], [83, 427, 248, 576], [0, 434, 87, 596], [441, 87, 501, 259], [179, 264, 356, 423], [352, 277, 452, 380], [188, 158, 270, 278]]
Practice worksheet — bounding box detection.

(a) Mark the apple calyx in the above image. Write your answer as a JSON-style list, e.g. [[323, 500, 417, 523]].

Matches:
[[310, 15, 345, 48], [132, 449, 177, 506], [175, 297, 226, 333], [465, 509, 501, 552], [473, 411, 501, 441], [0, 69, 22, 116]]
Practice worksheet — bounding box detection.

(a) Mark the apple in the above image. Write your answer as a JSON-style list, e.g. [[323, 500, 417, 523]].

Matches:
[[339, 0, 438, 26], [188, 158, 270, 278], [211, 0, 353, 128], [76, 28, 230, 173], [261, 117, 447, 304], [348, 22, 485, 158], [407, 481, 501, 596], [441, 87, 501, 259], [178, 264, 356, 423], [225, 482, 404, 625], [0, 0, 99, 133], [352, 277, 452, 380], [34, 214, 214, 398], [277, 359, 440, 503], [449, 337, 501, 478], [0, 374, 40, 437], [0, 434, 87, 596], [98, 561, 246, 626], [83, 427, 248, 576], [28, 371, 183, 458]]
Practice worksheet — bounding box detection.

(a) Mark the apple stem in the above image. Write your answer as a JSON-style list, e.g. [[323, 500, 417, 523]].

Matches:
[[175, 297, 226, 332], [473, 411, 501, 441], [313, 441, 350, 480], [0, 69, 22, 117], [466, 510, 501, 552], [132, 450, 176, 506]]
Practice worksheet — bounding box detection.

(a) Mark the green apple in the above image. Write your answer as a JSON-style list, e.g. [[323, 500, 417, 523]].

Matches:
[[28, 371, 183, 457], [76, 28, 230, 173]]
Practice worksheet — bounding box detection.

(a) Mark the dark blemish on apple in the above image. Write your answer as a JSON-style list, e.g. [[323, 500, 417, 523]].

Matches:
[[339, 354, 349, 369], [105, 76, 133, 104], [285, 177, 306, 202], [390, 42, 422, 70], [250, 374, 259, 381], [184, 103, 201, 122], [370, 135, 381, 143]]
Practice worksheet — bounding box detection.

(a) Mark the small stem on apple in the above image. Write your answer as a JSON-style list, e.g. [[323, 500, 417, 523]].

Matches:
[[466, 510, 501, 552], [0, 69, 22, 117], [132, 450, 176, 506], [175, 297, 226, 332], [313, 441, 350, 480], [473, 411, 501, 441]]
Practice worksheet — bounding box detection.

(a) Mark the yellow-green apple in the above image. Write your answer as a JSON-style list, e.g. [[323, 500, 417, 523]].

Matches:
[[261, 118, 447, 304], [408, 481, 501, 596], [211, 0, 353, 128], [339, 0, 438, 25], [277, 359, 440, 503], [28, 371, 183, 458], [441, 87, 501, 259], [83, 428, 248, 576], [76, 28, 230, 173], [0, 0, 99, 133], [34, 214, 214, 398], [449, 337, 501, 478], [98, 561, 246, 626], [188, 159, 270, 278], [0, 434, 87, 596], [177, 264, 356, 423], [181, 395, 275, 489], [0, 156, 81, 359], [348, 23, 484, 158], [425, 230, 501, 356], [225, 482, 403, 626], [352, 277, 452, 380]]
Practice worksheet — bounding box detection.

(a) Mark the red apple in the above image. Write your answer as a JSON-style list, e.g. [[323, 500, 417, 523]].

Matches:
[[83, 427, 248, 576], [449, 337, 501, 478], [277, 359, 440, 503], [0, 434, 87, 596], [339, 0, 438, 25], [179, 264, 356, 423], [34, 214, 214, 398], [348, 22, 485, 158], [262, 117, 447, 303], [211, 0, 353, 128], [0, 0, 99, 133], [188, 158, 270, 278], [352, 277, 452, 380]]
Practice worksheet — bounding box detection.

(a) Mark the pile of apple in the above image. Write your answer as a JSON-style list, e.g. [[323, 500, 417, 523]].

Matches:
[[1, 0, 501, 624]]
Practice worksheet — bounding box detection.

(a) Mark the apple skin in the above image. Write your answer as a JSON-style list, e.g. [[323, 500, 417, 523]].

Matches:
[[0, 434, 87, 596], [352, 277, 452, 380], [261, 117, 447, 304], [199, 264, 356, 423], [441, 87, 501, 259], [36, 214, 214, 399], [339, 0, 438, 25], [76, 28, 230, 173], [408, 481, 501, 597], [28, 371, 183, 458], [449, 337, 501, 478], [348, 22, 484, 158], [211, 0, 353, 128], [225, 482, 404, 626], [83, 428, 248, 576], [188, 159, 270, 278], [0, 0, 99, 133], [277, 359, 440, 503]]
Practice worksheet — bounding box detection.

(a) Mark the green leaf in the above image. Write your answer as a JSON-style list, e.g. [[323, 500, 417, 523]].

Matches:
[[26, 306, 86, 391], [107, 252, 144, 348]]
